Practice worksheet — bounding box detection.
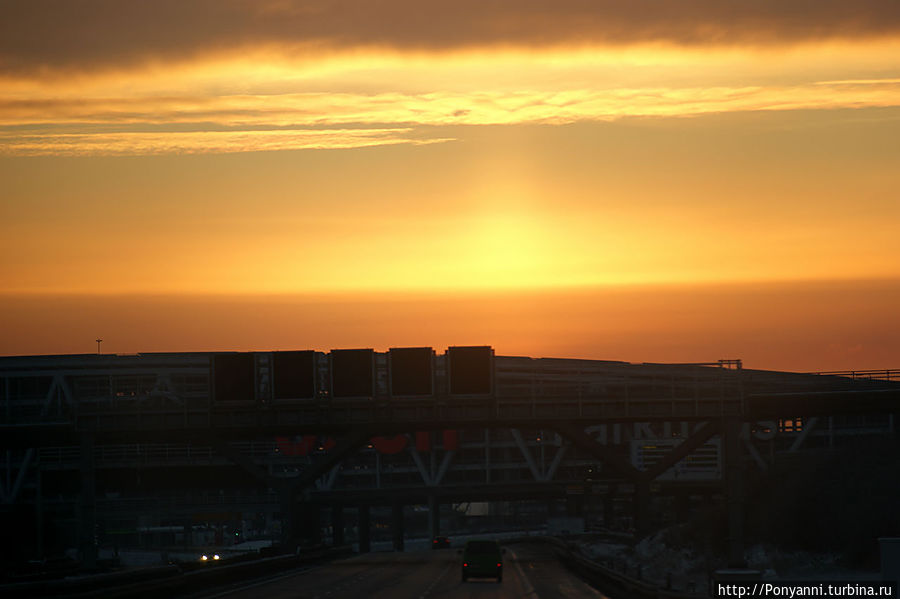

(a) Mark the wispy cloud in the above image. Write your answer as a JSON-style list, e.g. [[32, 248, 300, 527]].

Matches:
[[2, 79, 899, 156], [814, 78, 900, 85], [1, 2, 898, 156], [4, 83, 895, 127], [0, 127, 451, 156]]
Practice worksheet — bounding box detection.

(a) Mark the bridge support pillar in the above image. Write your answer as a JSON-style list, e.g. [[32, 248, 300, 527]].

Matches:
[[724, 416, 745, 567], [183, 518, 192, 549], [428, 496, 440, 539], [280, 490, 303, 546], [634, 479, 651, 536], [358, 505, 370, 553], [36, 458, 44, 560], [78, 433, 97, 570], [602, 487, 615, 526], [300, 504, 321, 544], [392, 503, 405, 552], [332, 505, 344, 546], [566, 494, 584, 517], [675, 492, 691, 522]]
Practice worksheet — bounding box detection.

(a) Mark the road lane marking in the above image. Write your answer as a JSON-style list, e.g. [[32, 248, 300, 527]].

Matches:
[[202, 563, 328, 598], [511, 550, 539, 598], [419, 559, 453, 598]]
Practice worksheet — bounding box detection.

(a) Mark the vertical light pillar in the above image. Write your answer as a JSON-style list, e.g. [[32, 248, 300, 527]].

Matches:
[[79, 433, 97, 569], [358, 505, 370, 553], [332, 505, 344, 546], [391, 503, 404, 552], [724, 416, 745, 567], [428, 496, 440, 539]]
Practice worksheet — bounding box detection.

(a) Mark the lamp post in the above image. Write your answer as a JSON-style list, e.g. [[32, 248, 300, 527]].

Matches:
[[95, 338, 102, 355]]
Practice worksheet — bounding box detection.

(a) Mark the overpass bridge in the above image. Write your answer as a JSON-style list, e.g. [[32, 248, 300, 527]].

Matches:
[[1, 347, 898, 570]]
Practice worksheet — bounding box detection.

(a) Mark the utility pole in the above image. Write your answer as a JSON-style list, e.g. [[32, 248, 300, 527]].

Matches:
[[95, 338, 102, 355]]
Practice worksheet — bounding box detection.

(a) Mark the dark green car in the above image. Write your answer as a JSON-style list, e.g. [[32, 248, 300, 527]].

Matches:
[[460, 540, 504, 582]]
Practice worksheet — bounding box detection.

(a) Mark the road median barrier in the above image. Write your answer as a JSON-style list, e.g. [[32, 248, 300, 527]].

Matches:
[[505, 535, 706, 599], [0, 545, 353, 599]]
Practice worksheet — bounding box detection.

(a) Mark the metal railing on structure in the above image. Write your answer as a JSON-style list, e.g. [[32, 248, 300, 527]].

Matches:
[[492, 359, 744, 422], [38, 441, 301, 468], [813, 369, 899, 382]]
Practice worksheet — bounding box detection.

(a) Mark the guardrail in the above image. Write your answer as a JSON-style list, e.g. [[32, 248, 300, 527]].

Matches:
[[813, 369, 900, 382], [0, 545, 353, 599], [505, 535, 705, 599], [38, 441, 291, 468]]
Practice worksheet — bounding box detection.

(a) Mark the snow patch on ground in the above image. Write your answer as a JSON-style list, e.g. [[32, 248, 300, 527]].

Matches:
[[579, 527, 879, 595]]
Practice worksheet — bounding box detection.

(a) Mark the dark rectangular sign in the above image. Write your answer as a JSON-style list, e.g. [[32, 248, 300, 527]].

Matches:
[[273, 350, 316, 399], [331, 349, 375, 398], [389, 347, 434, 396], [213, 353, 255, 402], [448, 346, 493, 395]]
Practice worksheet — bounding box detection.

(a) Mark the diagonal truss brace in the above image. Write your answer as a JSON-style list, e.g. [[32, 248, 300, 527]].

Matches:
[[511, 429, 568, 482], [554, 420, 723, 484], [409, 447, 456, 487], [554, 422, 643, 482], [788, 416, 818, 452], [214, 431, 370, 494], [511, 429, 543, 481], [544, 444, 568, 481], [639, 420, 721, 483], [433, 450, 455, 486], [39, 375, 74, 420], [409, 447, 433, 486], [287, 431, 371, 493], [1, 448, 35, 504], [315, 465, 341, 491]]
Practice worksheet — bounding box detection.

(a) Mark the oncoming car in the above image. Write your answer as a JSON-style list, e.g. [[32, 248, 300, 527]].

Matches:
[[460, 540, 504, 582], [432, 536, 451, 549]]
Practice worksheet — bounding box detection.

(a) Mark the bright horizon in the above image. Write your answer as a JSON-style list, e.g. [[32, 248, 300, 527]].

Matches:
[[3, 278, 898, 374]]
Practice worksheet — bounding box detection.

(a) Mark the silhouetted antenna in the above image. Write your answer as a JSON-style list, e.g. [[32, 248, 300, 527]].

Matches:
[[96, 338, 103, 355]]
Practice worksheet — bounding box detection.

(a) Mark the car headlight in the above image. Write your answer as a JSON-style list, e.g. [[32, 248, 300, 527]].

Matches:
[[201, 555, 208, 561]]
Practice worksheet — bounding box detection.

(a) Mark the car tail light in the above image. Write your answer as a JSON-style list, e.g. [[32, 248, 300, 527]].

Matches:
[[463, 563, 468, 567], [497, 563, 502, 567]]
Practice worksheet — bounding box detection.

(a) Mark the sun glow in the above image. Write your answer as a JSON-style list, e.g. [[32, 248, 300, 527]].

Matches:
[[2, 15, 899, 295]]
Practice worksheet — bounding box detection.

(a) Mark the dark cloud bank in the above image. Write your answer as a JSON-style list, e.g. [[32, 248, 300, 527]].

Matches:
[[2, 0, 899, 75]]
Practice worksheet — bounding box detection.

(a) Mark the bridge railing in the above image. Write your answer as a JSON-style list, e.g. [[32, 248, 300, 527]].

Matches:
[[496, 363, 742, 398], [37, 441, 311, 468], [812, 369, 900, 382]]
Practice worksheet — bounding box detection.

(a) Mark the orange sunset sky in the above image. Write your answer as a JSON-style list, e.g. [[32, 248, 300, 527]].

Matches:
[[1, 1, 899, 371]]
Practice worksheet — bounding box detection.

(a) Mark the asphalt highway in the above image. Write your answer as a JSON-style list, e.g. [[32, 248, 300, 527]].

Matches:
[[206, 543, 610, 599]]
